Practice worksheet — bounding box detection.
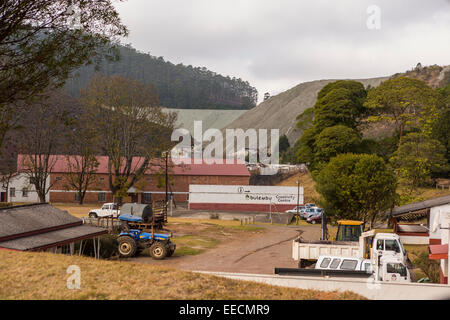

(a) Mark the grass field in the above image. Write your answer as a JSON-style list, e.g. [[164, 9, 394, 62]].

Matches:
[[52, 204, 266, 258], [0, 250, 365, 300]]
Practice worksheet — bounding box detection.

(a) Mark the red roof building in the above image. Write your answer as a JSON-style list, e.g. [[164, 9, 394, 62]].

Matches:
[[14, 155, 250, 204]]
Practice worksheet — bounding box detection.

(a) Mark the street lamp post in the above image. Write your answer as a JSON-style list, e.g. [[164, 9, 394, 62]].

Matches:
[[296, 181, 300, 219], [165, 151, 168, 205]]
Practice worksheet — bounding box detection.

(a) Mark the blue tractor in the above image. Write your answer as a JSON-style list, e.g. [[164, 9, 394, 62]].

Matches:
[[116, 203, 176, 259]]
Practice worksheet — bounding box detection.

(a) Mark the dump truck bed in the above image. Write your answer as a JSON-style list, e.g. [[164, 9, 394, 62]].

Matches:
[[292, 238, 360, 261]]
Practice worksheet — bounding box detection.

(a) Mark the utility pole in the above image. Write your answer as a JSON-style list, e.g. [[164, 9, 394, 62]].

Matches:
[[296, 180, 300, 217], [165, 151, 168, 205]]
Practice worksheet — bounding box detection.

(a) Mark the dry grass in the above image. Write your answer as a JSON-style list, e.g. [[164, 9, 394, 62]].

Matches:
[[276, 171, 320, 203], [52, 203, 98, 218], [164, 218, 264, 257], [398, 187, 450, 204], [0, 251, 365, 300]]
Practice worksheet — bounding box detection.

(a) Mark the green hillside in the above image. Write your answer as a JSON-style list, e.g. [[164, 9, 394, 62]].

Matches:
[[64, 44, 258, 110]]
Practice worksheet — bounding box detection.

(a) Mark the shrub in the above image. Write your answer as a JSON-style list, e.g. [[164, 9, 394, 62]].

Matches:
[[413, 251, 441, 283]]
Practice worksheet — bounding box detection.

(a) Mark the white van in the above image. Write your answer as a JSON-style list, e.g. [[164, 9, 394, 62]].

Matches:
[[315, 255, 372, 273]]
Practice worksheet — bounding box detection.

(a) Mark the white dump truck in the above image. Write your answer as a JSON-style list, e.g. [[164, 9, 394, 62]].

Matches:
[[293, 230, 408, 268]]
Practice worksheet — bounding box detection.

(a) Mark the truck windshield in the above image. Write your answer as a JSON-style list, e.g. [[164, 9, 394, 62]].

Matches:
[[337, 225, 361, 242], [386, 263, 407, 277], [384, 240, 401, 253]]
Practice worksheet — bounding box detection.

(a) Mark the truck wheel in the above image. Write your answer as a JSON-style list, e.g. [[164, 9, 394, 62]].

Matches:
[[89, 212, 97, 218], [150, 242, 168, 260], [117, 236, 137, 258]]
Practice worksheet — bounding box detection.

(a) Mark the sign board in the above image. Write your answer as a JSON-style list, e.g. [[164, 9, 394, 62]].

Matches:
[[189, 184, 304, 205]]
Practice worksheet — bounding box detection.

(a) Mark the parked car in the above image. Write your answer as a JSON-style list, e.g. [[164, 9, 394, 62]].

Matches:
[[88, 203, 120, 218], [301, 208, 323, 219], [306, 213, 323, 224], [285, 205, 306, 214]]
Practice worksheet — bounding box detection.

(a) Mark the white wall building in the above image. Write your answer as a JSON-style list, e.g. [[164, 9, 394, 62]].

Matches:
[[6, 173, 50, 203]]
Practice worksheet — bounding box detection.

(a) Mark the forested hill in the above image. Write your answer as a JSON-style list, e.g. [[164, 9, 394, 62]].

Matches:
[[64, 44, 258, 110]]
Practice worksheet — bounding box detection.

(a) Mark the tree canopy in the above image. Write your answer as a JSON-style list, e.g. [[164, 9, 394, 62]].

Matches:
[[390, 132, 448, 188], [314, 125, 361, 164], [295, 80, 367, 169], [65, 45, 258, 110], [364, 77, 438, 143], [314, 80, 367, 129], [315, 153, 397, 228], [0, 0, 127, 150]]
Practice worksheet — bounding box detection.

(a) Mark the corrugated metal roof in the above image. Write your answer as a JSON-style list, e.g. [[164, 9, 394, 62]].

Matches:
[[0, 225, 107, 251], [17, 155, 250, 177], [0, 203, 80, 241], [389, 195, 450, 218], [0, 203, 107, 251]]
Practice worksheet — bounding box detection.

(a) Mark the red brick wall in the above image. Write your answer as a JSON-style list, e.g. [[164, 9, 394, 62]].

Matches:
[[49, 173, 249, 203], [189, 203, 294, 213]]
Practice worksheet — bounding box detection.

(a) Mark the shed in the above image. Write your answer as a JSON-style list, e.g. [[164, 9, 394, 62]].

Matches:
[[0, 203, 107, 257], [386, 195, 450, 245]]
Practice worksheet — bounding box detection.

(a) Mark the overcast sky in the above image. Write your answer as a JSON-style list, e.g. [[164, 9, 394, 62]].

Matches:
[[114, 0, 450, 101]]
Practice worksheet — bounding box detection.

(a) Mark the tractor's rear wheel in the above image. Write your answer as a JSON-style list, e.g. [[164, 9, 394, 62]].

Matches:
[[150, 242, 168, 260], [117, 236, 137, 258]]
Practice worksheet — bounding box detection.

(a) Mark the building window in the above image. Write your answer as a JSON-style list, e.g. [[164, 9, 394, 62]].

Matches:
[[100, 177, 105, 181], [29, 177, 36, 185], [22, 188, 28, 197], [142, 193, 152, 204], [10, 188, 15, 197], [55, 177, 62, 181], [74, 193, 81, 202], [98, 192, 106, 202]]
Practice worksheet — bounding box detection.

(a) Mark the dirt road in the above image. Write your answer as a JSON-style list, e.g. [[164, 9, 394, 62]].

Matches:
[[136, 224, 321, 274]]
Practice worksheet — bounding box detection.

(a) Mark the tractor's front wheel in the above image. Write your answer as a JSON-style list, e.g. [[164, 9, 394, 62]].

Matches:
[[117, 236, 137, 258], [150, 242, 168, 260]]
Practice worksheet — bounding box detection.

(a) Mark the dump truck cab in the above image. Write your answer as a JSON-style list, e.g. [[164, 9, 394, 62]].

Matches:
[[375, 255, 410, 282], [370, 233, 407, 265], [336, 220, 363, 242]]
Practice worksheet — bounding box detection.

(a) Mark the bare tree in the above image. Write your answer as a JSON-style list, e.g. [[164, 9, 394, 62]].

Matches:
[[63, 154, 99, 205], [62, 112, 100, 204], [81, 75, 177, 200], [18, 90, 76, 202], [0, 156, 17, 202]]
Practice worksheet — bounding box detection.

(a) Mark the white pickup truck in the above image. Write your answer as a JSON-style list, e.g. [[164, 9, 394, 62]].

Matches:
[[315, 254, 411, 282], [292, 231, 408, 267], [88, 203, 120, 218]]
